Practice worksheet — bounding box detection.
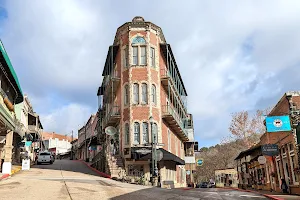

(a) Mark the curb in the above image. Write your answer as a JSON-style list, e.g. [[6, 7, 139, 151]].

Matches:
[[222, 187, 284, 200], [74, 160, 111, 179], [0, 174, 10, 181]]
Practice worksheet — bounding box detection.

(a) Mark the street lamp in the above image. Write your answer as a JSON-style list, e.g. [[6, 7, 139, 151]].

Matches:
[[149, 116, 158, 186]]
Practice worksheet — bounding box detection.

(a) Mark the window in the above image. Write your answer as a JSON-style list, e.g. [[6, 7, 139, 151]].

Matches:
[[133, 122, 140, 144], [124, 85, 129, 105], [168, 129, 171, 152], [133, 83, 139, 104], [140, 46, 146, 65], [123, 46, 128, 68], [132, 36, 146, 66], [141, 83, 148, 104], [142, 122, 149, 144], [133, 46, 138, 65], [151, 84, 157, 105], [151, 47, 155, 67], [125, 123, 129, 145]]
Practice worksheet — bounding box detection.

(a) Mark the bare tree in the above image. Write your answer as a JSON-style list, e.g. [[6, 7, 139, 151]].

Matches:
[[228, 109, 270, 148]]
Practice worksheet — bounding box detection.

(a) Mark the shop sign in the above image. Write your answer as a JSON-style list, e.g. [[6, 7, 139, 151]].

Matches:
[[266, 115, 291, 132], [258, 156, 266, 164], [22, 159, 30, 170], [261, 144, 279, 156], [134, 148, 152, 154]]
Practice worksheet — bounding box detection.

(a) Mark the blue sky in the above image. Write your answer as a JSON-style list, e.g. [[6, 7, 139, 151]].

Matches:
[[1, 0, 300, 148]]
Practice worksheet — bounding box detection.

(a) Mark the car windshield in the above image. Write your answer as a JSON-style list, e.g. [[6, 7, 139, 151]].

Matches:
[[40, 152, 50, 156]]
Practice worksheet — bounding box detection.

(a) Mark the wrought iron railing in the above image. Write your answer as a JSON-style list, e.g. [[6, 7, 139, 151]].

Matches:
[[103, 105, 120, 126]]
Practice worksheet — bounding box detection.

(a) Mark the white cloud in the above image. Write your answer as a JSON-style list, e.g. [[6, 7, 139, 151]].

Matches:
[[40, 103, 93, 137], [1, 0, 300, 146]]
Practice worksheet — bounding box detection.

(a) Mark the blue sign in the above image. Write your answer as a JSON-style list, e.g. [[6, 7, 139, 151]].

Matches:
[[266, 115, 291, 132], [197, 159, 203, 166], [25, 141, 32, 147]]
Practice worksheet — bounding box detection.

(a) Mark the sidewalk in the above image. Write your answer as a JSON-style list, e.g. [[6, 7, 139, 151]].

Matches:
[[223, 187, 300, 200], [0, 165, 22, 181]]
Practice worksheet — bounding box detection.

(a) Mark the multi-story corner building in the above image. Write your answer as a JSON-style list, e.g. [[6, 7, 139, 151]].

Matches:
[[0, 40, 24, 174], [95, 17, 195, 188]]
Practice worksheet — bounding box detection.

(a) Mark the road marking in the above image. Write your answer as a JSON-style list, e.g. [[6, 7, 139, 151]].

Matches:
[[240, 194, 266, 198]]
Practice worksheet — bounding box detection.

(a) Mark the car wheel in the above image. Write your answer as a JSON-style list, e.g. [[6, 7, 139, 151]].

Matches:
[[50, 161, 53, 164], [37, 162, 40, 165]]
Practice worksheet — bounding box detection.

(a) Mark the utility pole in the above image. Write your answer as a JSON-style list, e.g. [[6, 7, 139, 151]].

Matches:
[[70, 130, 73, 160]]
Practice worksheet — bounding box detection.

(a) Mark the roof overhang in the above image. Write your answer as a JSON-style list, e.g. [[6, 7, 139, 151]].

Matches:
[[0, 40, 23, 104], [102, 45, 119, 76], [160, 43, 188, 96]]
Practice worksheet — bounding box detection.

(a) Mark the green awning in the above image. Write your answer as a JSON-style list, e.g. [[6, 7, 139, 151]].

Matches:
[[0, 40, 23, 104]]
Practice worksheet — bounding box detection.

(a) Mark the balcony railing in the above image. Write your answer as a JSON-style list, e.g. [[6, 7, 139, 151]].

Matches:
[[28, 125, 38, 132], [103, 105, 121, 127], [161, 68, 187, 112], [162, 105, 188, 140]]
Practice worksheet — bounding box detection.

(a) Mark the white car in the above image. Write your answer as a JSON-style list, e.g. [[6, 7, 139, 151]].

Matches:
[[37, 151, 53, 165]]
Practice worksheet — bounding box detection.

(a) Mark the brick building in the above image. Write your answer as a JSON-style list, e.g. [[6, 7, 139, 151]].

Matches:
[[235, 91, 300, 195], [94, 16, 195, 187]]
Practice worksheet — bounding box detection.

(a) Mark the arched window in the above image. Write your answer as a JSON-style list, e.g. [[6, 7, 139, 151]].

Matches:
[[151, 84, 157, 105], [133, 122, 140, 144], [124, 85, 129, 105], [132, 36, 147, 66], [125, 123, 130, 145], [141, 83, 148, 104], [133, 83, 139, 104]]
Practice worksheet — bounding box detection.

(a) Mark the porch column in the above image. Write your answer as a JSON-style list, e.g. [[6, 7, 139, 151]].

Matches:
[[2, 130, 14, 174]]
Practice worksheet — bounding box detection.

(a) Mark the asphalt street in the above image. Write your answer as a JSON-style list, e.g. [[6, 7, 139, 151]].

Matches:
[[0, 159, 269, 200]]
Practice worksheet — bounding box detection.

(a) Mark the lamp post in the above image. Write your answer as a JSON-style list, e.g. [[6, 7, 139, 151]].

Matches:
[[149, 116, 158, 186]]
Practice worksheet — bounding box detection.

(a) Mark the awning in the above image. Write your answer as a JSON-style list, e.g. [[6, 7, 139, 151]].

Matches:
[[0, 40, 23, 104], [138, 148, 185, 165]]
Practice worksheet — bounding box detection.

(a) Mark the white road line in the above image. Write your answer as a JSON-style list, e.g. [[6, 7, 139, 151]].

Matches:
[[240, 194, 266, 198]]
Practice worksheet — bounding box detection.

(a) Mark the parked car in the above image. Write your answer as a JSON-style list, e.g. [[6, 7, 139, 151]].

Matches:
[[37, 151, 53, 165], [199, 182, 208, 188], [208, 182, 216, 188]]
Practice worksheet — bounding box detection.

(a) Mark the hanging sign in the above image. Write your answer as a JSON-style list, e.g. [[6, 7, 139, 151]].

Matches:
[[261, 144, 279, 156], [266, 116, 291, 132], [258, 156, 266, 164], [196, 159, 203, 166]]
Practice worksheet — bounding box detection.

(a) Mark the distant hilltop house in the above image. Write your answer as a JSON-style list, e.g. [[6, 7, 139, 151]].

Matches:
[[42, 132, 77, 155]]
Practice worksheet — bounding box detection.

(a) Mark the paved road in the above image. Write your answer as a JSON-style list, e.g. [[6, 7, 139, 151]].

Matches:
[[0, 159, 269, 200]]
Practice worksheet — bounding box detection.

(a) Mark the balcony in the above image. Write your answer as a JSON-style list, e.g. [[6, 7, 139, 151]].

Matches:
[[161, 69, 187, 111], [102, 74, 120, 104], [103, 105, 121, 128], [162, 105, 188, 141], [28, 125, 38, 133]]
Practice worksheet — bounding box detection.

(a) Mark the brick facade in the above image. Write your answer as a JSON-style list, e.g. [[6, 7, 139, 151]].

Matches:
[[99, 17, 189, 187]]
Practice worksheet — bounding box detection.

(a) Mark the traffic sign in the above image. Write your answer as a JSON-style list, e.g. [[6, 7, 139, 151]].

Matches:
[[197, 159, 203, 166]]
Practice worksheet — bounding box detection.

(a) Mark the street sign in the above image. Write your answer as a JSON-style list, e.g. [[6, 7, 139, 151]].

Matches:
[[266, 116, 291, 132], [134, 148, 152, 154], [258, 156, 266, 164], [261, 144, 279, 156], [196, 159, 203, 166], [22, 159, 30, 170]]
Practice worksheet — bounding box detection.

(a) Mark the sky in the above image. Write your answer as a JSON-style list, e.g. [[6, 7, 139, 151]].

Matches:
[[1, 0, 300, 148]]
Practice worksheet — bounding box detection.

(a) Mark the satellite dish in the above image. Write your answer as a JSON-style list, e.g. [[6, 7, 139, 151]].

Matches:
[[105, 126, 117, 136]]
